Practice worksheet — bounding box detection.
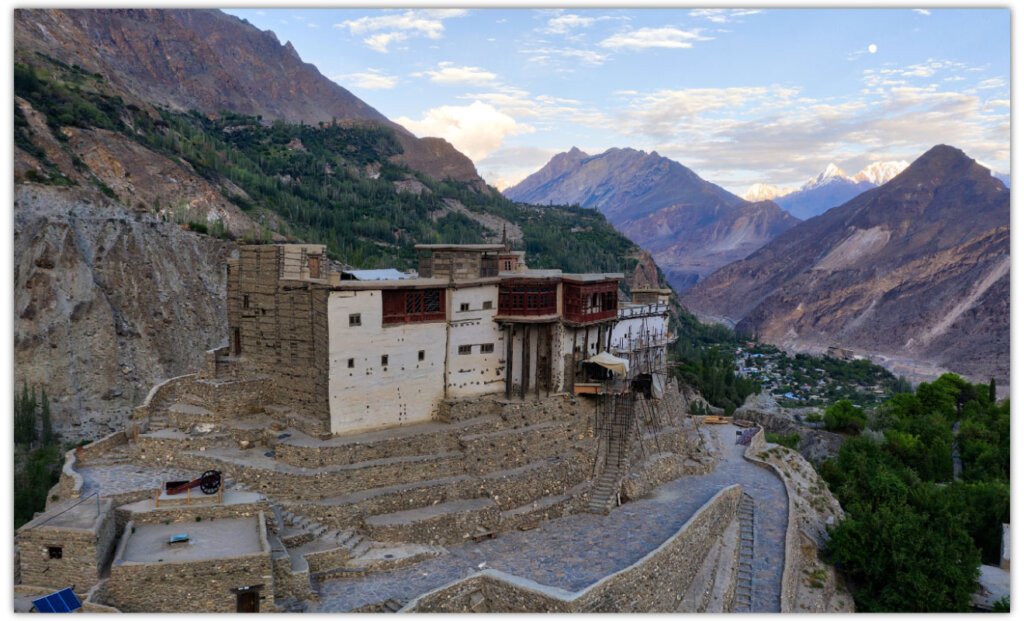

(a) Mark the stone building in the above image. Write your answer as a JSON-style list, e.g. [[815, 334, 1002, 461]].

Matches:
[[15, 498, 116, 593], [218, 243, 666, 437]]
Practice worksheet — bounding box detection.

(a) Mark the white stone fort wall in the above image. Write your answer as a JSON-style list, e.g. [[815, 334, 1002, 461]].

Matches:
[[446, 285, 505, 398], [327, 290, 445, 435]]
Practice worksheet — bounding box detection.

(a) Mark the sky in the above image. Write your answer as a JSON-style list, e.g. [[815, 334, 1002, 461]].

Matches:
[[223, 8, 1010, 194]]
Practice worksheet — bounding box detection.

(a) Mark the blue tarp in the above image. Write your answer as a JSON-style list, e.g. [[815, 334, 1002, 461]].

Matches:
[[33, 588, 82, 613]]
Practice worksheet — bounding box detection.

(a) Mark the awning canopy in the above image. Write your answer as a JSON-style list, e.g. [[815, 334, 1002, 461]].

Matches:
[[585, 351, 630, 377]]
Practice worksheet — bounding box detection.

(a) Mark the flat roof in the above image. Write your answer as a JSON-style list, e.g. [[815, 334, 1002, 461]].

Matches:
[[342, 268, 412, 281], [119, 517, 264, 564], [415, 244, 505, 251], [562, 273, 624, 282], [17, 498, 112, 534], [331, 277, 501, 291]]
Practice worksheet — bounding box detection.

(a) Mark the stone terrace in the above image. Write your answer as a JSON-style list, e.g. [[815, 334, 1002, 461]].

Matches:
[[313, 424, 788, 612]]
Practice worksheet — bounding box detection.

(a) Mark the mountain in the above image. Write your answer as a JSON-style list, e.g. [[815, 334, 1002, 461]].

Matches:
[[853, 160, 909, 185], [682, 145, 1009, 385], [773, 160, 909, 220], [504, 147, 800, 292], [742, 183, 795, 202], [993, 171, 1010, 188], [14, 9, 666, 439], [773, 164, 875, 220], [13, 8, 483, 188]]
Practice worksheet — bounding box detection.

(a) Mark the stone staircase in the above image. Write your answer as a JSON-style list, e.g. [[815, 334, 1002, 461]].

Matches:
[[586, 396, 633, 514], [733, 493, 756, 612], [278, 508, 373, 571]]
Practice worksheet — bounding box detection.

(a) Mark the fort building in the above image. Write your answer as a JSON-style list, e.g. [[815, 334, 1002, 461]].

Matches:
[[219, 243, 666, 437]]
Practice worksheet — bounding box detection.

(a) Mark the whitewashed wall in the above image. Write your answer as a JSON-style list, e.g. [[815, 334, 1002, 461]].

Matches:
[[446, 285, 505, 398], [327, 290, 446, 435]]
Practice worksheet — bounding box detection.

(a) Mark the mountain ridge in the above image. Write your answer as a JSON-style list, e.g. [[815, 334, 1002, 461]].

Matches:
[[505, 147, 799, 292], [682, 144, 1009, 385]]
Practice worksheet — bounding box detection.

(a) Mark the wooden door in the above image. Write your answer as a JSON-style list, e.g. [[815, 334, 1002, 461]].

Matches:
[[236, 591, 258, 613]]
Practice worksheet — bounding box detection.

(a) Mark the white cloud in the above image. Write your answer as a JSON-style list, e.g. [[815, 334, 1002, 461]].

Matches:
[[688, 9, 762, 23], [335, 9, 468, 52], [913, 9, 931, 16], [600, 27, 711, 50], [331, 69, 398, 90], [545, 14, 596, 34], [396, 101, 535, 161], [415, 62, 498, 85], [522, 46, 607, 66], [976, 77, 1007, 90]]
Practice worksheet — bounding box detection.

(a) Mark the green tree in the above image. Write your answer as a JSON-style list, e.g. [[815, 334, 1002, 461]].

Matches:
[[824, 399, 866, 433]]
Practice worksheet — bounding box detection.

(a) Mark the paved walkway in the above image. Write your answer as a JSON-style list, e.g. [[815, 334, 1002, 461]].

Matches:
[[78, 463, 193, 497], [314, 424, 788, 612]]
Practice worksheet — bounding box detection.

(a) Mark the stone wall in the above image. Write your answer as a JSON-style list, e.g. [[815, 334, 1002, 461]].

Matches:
[[102, 515, 275, 613], [74, 430, 128, 465], [403, 485, 742, 612]]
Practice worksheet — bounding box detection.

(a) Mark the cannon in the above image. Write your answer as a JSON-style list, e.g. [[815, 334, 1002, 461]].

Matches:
[[165, 470, 222, 496]]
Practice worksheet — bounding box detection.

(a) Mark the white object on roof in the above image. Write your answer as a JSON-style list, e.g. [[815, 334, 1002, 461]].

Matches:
[[585, 351, 630, 377], [343, 269, 412, 281]]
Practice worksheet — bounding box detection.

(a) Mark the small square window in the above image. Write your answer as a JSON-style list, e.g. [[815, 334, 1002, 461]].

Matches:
[[458, 345, 472, 355], [349, 313, 361, 327], [347, 358, 355, 368], [381, 354, 389, 366], [482, 301, 493, 310], [460, 302, 470, 312], [481, 343, 494, 354], [418, 350, 425, 361], [48, 546, 62, 560]]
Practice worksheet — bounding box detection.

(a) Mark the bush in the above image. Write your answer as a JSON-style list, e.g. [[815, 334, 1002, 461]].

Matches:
[[824, 399, 866, 433], [765, 432, 800, 450]]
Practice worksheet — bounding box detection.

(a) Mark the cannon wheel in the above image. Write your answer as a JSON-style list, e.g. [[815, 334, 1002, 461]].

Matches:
[[199, 470, 222, 495]]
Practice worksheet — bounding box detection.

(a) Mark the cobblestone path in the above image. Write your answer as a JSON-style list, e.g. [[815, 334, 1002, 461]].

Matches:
[[314, 425, 788, 612], [78, 463, 193, 497]]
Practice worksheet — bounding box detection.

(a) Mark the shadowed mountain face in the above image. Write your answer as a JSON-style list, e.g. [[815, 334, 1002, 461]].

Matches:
[[774, 178, 875, 220], [504, 147, 800, 292], [682, 145, 1010, 385], [14, 8, 483, 187]]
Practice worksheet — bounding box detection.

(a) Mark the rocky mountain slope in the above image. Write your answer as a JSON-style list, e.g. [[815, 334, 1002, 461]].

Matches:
[[682, 145, 1009, 385], [504, 147, 800, 292], [14, 8, 483, 188], [14, 9, 667, 439]]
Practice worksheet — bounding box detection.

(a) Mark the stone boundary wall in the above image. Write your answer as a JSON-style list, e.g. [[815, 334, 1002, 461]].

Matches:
[[743, 426, 800, 613], [271, 553, 313, 601], [364, 500, 501, 546], [158, 449, 468, 502], [114, 497, 270, 534], [75, 430, 128, 465], [131, 373, 196, 425], [403, 485, 742, 612], [54, 447, 84, 503], [103, 513, 275, 613]]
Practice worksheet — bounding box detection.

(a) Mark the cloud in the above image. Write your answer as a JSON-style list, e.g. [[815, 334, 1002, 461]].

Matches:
[[476, 146, 563, 190], [335, 9, 468, 52], [597, 57, 1008, 190], [688, 9, 762, 23], [331, 69, 398, 90], [545, 14, 597, 34], [396, 101, 535, 161], [600, 27, 712, 50], [913, 9, 931, 16], [521, 46, 607, 66], [415, 62, 498, 85]]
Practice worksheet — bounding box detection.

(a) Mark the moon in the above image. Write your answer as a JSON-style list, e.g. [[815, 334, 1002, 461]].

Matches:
[[868, 43, 878, 54]]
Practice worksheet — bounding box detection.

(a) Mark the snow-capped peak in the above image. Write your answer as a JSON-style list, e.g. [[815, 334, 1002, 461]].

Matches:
[[742, 182, 796, 202], [802, 163, 851, 190], [853, 160, 909, 186]]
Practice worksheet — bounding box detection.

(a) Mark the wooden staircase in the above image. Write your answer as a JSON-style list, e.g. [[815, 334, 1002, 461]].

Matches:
[[586, 394, 634, 514]]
